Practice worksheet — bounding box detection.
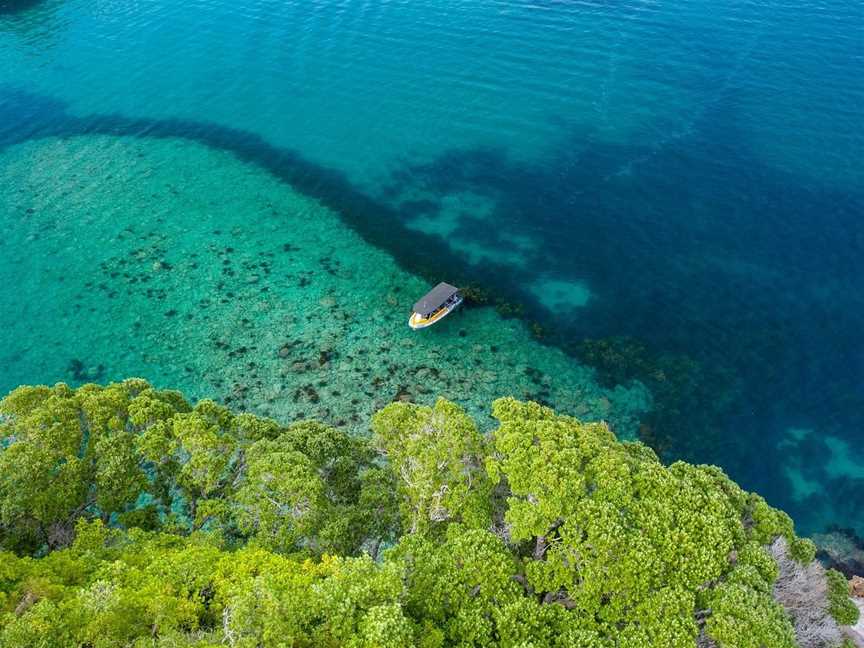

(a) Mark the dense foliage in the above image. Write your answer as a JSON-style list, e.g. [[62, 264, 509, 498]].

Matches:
[[825, 569, 860, 627], [0, 380, 857, 647]]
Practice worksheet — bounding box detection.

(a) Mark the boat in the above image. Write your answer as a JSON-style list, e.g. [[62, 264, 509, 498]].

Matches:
[[408, 282, 463, 330]]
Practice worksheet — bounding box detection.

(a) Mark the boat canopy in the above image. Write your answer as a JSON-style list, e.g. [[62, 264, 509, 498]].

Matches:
[[413, 282, 459, 318]]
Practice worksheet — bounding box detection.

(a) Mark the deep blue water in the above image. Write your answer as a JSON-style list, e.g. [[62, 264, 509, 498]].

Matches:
[[1, 0, 862, 536]]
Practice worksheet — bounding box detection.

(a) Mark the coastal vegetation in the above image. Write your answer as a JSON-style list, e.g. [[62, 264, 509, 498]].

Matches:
[[0, 380, 858, 647]]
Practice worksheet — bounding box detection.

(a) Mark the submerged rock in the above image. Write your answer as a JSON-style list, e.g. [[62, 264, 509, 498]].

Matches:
[[815, 528, 864, 578]]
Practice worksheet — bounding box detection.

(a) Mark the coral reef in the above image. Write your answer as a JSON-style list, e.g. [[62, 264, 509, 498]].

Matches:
[[0, 136, 650, 441]]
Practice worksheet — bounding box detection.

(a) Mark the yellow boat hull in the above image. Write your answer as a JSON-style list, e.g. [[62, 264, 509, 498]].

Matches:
[[408, 298, 462, 329]]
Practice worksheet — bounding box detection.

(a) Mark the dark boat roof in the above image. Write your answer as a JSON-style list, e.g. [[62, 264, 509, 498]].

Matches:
[[413, 282, 459, 317]]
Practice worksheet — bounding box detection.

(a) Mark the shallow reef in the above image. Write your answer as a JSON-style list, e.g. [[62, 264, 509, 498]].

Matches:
[[0, 135, 650, 437]]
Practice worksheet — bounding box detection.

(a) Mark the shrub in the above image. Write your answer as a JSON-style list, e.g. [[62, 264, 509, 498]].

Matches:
[[826, 568, 860, 626], [789, 537, 818, 565]]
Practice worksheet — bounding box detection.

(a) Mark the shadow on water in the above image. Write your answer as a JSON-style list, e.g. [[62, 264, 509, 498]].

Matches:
[[1, 85, 862, 534]]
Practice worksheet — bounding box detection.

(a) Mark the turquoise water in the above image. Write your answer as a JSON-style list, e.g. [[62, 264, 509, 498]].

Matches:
[[1, 0, 862, 536]]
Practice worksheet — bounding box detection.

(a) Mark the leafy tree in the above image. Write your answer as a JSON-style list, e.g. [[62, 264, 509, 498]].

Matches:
[[486, 398, 742, 646], [372, 398, 492, 535], [788, 537, 817, 565], [0, 381, 397, 559], [704, 581, 797, 648], [826, 568, 860, 626], [0, 381, 153, 552], [234, 421, 398, 556], [395, 524, 523, 646], [234, 437, 326, 553], [135, 399, 240, 525]]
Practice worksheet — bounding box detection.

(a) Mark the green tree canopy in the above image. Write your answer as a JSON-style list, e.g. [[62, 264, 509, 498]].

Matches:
[[0, 380, 397, 558], [372, 398, 492, 535], [0, 382, 856, 647]]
